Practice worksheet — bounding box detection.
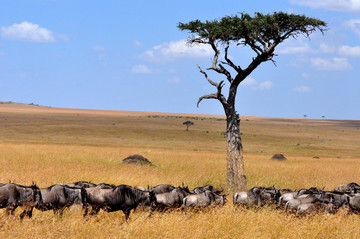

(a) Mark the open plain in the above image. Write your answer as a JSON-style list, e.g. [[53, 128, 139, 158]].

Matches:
[[1, 104, 360, 238]]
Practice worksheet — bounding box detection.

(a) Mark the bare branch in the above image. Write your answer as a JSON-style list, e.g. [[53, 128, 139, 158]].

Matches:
[[197, 65, 228, 108], [197, 93, 218, 107], [197, 64, 218, 87], [209, 40, 220, 70], [223, 43, 243, 73], [205, 40, 234, 83]]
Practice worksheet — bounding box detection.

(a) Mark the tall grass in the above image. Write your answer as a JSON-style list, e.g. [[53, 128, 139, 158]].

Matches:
[[0, 105, 360, 238]]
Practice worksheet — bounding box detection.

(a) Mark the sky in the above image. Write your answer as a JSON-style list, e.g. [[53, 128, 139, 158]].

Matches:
[[0, 0, 359, 120]]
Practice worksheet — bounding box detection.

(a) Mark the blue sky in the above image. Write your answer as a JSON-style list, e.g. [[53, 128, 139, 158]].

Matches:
[[0, 0, 359, 120]]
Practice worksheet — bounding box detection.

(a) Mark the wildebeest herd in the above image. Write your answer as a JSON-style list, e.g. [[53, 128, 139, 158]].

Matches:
[[1, 181, 360, 221]]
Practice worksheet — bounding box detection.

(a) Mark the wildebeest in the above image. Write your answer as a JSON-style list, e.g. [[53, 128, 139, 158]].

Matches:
[[0, 182, 42, 219], [183, 190, 226, 208], [285, 195, 320, 213], [277, 187, 322, 208], [296, 202, 322, 215], [190, 185, 224, 195], [64, 181, 98, 188], [334, 182, 360, 194], [83, 184, 156, 221], [151, 184, 175, 194], [155, 186, 191, 209], [348, 195, 360, 213], [319, 191, 349, 211], [95, 183, 116, 189], [234, 186, 280, 207], [36, 184, 87, 215], [259, 186, 281, 206]]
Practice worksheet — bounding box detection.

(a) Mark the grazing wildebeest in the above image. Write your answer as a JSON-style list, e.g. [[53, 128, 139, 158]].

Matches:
[[277, 187, 322, 208], [296, 202, 322, 215], [319, 191, 349, 211], [233, 187, 264, 207], [334, 183, 360, 194], [0, 182, 42, 219], [64, 181, 97, 188], [190, 185, 224, 195], [36, 185, 87, 215], [234, 186, 280, 207], [83, 184, 156, 221], [183, 190, 226, 208], [285, 195, 319, 213], [348, 195, 360, 213], [155, 186, 191, 209], [151, 184, 175, 194], [259, 186, 281, 206]]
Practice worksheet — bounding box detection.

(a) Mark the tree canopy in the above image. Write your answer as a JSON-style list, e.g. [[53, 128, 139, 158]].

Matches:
[[178, 12, 327, 111], [178, 12, 327, 59]]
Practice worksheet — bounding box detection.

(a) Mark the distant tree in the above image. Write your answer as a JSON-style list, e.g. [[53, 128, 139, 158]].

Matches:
[[183, 121, 194, 131], [178, 12, 326, 192]]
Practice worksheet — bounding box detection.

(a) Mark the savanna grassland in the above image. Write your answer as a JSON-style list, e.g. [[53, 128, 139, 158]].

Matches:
[[1, 104, 360, 238]]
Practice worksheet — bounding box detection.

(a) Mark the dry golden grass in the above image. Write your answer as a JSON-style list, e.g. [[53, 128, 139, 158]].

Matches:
[[0, 104, 360, 238]]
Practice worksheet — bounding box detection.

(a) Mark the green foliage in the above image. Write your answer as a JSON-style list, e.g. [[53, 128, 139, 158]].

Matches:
[[178, 12, 327, 46]]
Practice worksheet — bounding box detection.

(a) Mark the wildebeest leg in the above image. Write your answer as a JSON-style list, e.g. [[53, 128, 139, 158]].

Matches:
[[26, 207, 33, 218], [123, 209, 131, 221], [19, 209, 26, 220], [19, 207, 34, 220], [53, 208, 65, 217], [88, 206, 101, 216], [83, 206, 89, 217], [6, 204, 17, 218]]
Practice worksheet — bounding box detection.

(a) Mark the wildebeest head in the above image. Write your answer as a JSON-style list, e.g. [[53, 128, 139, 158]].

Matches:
[[14, 182, 42, 207], [31, 182, 42, 206], [205, 190, 227, 206]]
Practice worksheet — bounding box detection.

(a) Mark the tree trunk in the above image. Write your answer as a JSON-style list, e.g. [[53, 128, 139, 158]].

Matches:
[[226, 112, 247, 192]]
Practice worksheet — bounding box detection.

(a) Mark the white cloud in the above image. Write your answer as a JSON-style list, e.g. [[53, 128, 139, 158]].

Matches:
[[257, 81, 273, 90], [294, 86, 312, 93], [242, 77, 273, 90], [142, 39, 212, 63], [242, 77, 257, 86], [345, 19, 360, 37], [338, 45, 360, 57], [277, 42, 314, 55], [0, 21, 55, 42], [319, 43, 336, 54], [291, 0, 360, 13], [301, 73, 310, 79], [310, 57, 352, 71], [131, 65, 152, 74], [132, 40, 143, 48], [168, 76, 181, 83]]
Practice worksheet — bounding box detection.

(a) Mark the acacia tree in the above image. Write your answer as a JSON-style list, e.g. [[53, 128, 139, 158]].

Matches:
[[183, 120, 194, 131], [178, 12, 326, 192]]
